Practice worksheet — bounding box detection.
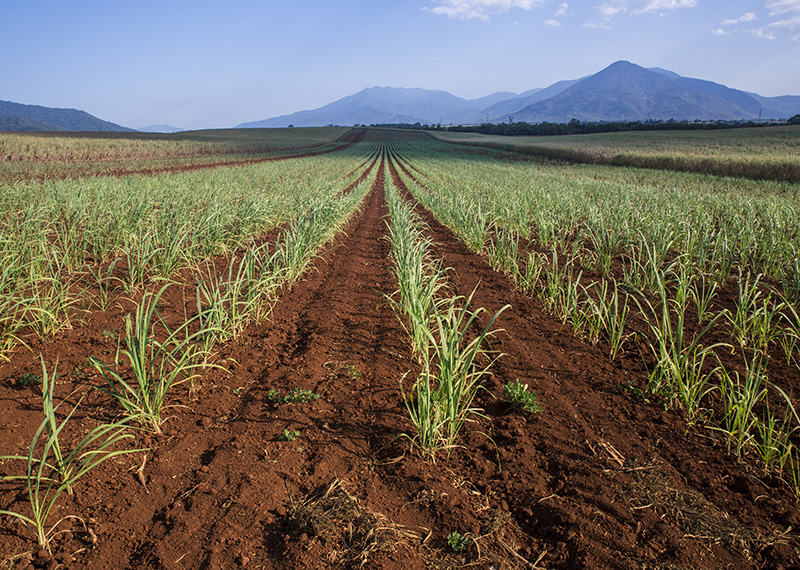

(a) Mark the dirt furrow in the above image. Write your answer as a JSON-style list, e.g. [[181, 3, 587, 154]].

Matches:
[[73, 158, 430, 569]]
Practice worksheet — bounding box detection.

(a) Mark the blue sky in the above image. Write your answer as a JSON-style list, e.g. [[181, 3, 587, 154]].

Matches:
[[2, 0, 799, 130]]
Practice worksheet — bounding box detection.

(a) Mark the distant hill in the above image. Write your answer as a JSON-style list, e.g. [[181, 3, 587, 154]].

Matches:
[[239, 61, 800, 127], [0, 100, 134, 132], [237, 86, 519, 128], [648, 67, 764, 116], [467, 91, 522, 111], [481, 79, 581, 122], [650, 67, 800, 120], [9, 60, 799, 132], [0, 114, 65, 132], [137, 124, 185, 133], [746, 93, 800, 119]]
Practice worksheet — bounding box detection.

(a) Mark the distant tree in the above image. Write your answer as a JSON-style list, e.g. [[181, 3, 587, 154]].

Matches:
[[789, 114, 800, 125]]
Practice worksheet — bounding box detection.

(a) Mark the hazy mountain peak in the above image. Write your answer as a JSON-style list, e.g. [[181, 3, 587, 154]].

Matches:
[[504, 61, 766, 123], [137, 124, 185, 133]]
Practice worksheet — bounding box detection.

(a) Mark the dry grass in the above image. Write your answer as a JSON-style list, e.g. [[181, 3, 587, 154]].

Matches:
[[628, 459, 797, 558], [289, 479, 421, 566]]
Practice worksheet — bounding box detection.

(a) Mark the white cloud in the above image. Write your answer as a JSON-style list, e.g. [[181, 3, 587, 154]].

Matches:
[[426, 0, 546, 20], [596, 3, 623, 17], [714, 3, 800, 41], [721, 11, 758, 26], [640, 0, 696, 12], [765, 0, 800, 16], [555, 2, 568, 16], [754, 14, 800, 40], [589, 0, 694, 26], [544, 18, 562, 26]]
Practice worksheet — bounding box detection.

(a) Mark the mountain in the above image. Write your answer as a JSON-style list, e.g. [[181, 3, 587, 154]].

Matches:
[[237, 87, 520, 128], [648, 68, 800, 119], [0, 100, 134, 132], [481, 79, 580, 122], [504, 61, 758, 123], [746, 93, 800, 119], [6, 62, 799, 133], [239, 61, 800, 127], [650, 68, 763, 114], [468, 91, 521, 110], [137, 124, 185, 133], [0, 114, 64, 132]]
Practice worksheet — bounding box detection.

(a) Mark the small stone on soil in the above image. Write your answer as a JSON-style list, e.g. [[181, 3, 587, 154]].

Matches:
[[35, 550, 49, 561]]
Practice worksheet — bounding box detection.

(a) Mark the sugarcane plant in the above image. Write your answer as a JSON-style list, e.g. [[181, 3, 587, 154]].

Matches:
[[90, 285, 215, 433], [0, 357, 140, 552]]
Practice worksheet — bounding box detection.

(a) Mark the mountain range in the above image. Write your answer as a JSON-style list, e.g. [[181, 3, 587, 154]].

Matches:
[[2, 61, 799, 133], [239, 60, 800, 128]]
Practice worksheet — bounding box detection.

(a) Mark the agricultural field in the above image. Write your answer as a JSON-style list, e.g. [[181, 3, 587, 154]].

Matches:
[[434, 125, 800, 182], [0, 127, 352, 184], [1, 126, 799, 570]]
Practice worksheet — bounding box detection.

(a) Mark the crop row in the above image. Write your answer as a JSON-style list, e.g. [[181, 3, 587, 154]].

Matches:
[[390, 136, 800, 495], [398, 137, 800, 291], [0, 145, 377, 361], [0, 146, 377, 552], [0, 127, 350, 164], [433, 125, 800, 182], [0, 128, 359, 185], [382, 151, 509, 463]]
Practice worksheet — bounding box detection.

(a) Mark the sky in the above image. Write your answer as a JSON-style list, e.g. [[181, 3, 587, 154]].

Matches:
[[2, 0, 799, 130]]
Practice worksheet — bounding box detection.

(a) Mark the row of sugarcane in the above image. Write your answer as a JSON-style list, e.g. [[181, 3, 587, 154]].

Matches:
[[0, 146, 379, 553], [391, 138, 800, 496]]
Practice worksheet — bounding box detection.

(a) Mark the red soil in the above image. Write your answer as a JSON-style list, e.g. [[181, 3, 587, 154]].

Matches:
[[1, 148, 798, 570]]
